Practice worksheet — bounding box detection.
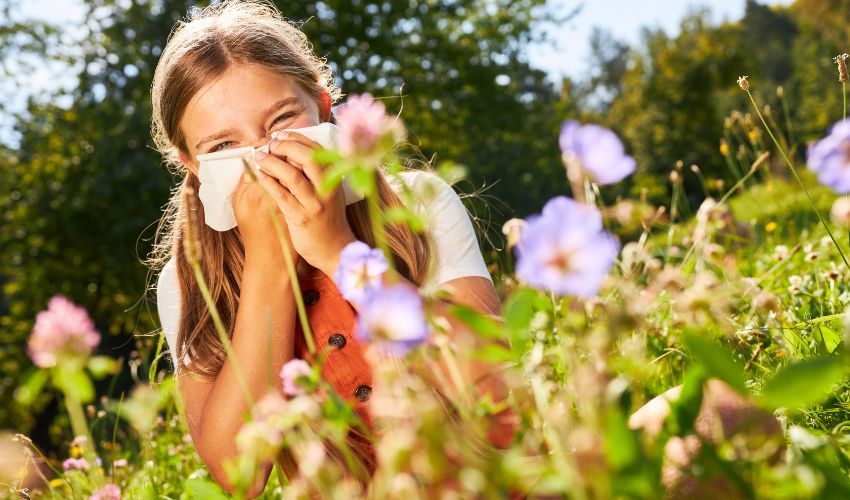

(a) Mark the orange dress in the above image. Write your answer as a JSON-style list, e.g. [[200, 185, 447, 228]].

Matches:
[[292, 266, 377, 473], [292, 266, 517, 480]]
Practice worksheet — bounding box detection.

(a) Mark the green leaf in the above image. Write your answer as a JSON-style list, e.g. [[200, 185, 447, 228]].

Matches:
[[384, 206, 425, 232], [760, 357, 847, 410], [665, 365, 707, 435], [682, 333, 747, 395], [15, 369, 49, 406], [449, 304, 504, 339], [346, 168, 374, 197], [503, 289, 537, 336], [312, 148, 344, 165], [54, 369, 95, 403], [318, 164, 347, 195], [470, 343, 514, 363], [819, 325, 842, 354], [87, 356, 120, 379], [184, 477, 229, 500], [605, 408, 640, 470]]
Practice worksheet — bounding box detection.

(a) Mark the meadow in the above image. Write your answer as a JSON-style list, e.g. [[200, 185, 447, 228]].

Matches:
[[7, 70, 850, 499], [8, 1, 850, 498]]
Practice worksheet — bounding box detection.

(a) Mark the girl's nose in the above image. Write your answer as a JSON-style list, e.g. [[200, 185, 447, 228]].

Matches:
[[251, 135, 269, 149]]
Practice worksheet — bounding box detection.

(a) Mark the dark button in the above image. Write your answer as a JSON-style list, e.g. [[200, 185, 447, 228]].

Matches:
[[303, 289, 320, 306], [328, 333, 347, 349], [354, 384, 372, 402]]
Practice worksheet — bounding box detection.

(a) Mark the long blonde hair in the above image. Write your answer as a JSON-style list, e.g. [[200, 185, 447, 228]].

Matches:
[[148, 0, 431, 378]]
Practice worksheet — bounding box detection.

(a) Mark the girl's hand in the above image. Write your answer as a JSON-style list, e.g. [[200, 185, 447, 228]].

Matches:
[[231, 168, 299, 265], [253, 131, 357, 275]]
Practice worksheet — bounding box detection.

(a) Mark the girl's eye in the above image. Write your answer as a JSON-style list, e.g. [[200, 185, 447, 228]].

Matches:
[[271, 112, 297, 128], [211, 141, 235, 153]]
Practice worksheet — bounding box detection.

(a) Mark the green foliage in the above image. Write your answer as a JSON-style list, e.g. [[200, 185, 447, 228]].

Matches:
[[10, 0, 850, 497], [760, 357, 848, 410], [682, 332, 747, 394]]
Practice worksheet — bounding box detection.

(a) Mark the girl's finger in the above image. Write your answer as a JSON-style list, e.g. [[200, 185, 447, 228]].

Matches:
[[255, 151, 321, 213], [266, 139, 327, 188], [258, 172, 303, 216]]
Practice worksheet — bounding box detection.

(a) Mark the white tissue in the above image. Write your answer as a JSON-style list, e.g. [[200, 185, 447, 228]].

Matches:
[[196, 122, 363, 231]]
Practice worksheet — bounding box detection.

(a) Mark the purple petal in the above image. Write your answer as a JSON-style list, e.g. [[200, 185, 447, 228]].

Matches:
[[515, 196, 619, 297]]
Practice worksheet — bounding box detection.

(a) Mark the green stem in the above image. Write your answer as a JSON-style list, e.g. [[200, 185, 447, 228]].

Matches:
[[745, 90, 850, 272], [63, 390, 104, 486], [779, 89, 796, 151], [718, 152, 768, 206], [365, 170, 393, 270], [437, 339, 474, 409], [63, 393, 92, 453], [265, 201, 316, 355], [190, 261, 254, 406]]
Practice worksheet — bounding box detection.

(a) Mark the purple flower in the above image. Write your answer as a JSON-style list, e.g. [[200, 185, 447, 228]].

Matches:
[[808, 119, 850, 194], [333, 241, 390, 303], [335, 93, 404, 156], [515, 196, 619, 297], [89, 483, 121, 500], [356, 284, 428, 356], [279, 359, 312, 397], [559, 120, 636, 185], [28, 295, 100, 368], [63, 457, 90, 472]]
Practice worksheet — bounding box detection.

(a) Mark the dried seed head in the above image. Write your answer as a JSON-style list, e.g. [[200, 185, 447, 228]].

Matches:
[[13, 434, 32, 445], [776, 85, 784, 97], [690, 164, 700, 174], [181, 185, 202, 263], [753, 291, 779, 314], [737, 75, 750, 91], [835, 53, 848, 82]]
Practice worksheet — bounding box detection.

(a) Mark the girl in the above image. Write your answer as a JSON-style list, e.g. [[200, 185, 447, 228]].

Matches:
[[148, 0, 510, 494]]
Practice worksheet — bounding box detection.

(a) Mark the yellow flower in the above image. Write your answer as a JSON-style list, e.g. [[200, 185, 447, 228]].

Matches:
[[765, 221, 778, 233], [748, 129, 761, 142], [49, 478, 65, 488], [70, 445, 83, 458], [719, 140, 730, 156]]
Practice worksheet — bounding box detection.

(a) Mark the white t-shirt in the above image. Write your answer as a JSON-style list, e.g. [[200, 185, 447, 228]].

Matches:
[[156, 169, 492, 368]]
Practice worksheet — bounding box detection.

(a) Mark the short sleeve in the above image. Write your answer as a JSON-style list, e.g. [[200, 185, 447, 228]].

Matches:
[[156, 258, 186, 368], [395, 171, 493, 289]]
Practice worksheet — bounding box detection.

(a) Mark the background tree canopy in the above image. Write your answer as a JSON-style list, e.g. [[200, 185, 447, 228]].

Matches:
[[1, 0, 845, 454]]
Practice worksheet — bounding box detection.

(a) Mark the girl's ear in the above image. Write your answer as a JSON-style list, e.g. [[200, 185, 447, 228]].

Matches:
[[320, 90, 332, 123], [178, 151, 199, 176]]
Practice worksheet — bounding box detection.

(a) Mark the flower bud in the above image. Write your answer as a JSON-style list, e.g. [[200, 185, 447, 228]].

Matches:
[[830, 197, 850, 228]]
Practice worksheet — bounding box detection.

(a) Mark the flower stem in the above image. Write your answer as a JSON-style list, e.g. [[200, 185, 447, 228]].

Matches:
[[779, 88, 796, 149], [718, 152, 769, 206], [64, 393, 91, 453], [190, 261, 255, 405], [437, 339, 474, 409], [745, 90, 850, 272], [843, 82, 847, 121], [365, 170, 394, 272], [63, 389, 105, 486], [263, 197, 316, 355]]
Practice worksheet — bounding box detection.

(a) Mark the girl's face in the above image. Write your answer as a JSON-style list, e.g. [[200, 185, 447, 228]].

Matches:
[[178, 62, 324, 175]]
